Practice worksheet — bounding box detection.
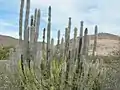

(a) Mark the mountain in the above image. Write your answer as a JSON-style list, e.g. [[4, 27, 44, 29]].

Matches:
[[0, 35, 18, 47], [0, 35, 43, 49], [0, 33, 120, 56], [69, 33, 120, 56]]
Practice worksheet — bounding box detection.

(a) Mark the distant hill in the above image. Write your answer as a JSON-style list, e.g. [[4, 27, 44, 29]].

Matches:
[[69, 33, 120, 56], [0, 35, 18, 47], [0, 33, 120, 56], [0, 35, 44, 49], [90, 33, 120, 40]]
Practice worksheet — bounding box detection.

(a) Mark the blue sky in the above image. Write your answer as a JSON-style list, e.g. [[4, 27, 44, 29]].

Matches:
[[0, 0, 120, 43]]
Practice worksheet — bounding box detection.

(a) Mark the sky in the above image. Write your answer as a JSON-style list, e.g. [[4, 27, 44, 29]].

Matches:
[[0, 0, 120, 43]]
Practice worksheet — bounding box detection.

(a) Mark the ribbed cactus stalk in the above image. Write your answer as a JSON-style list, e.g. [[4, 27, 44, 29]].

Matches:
[[34, 8, 37, 26], [24, 26, 30, 65], [68, 17, 71, 49], [23, 0, 30, 61], [82, 28, 88, 55], [73, 27, 77, 60], [42, 28, 46, 61], [60, 37, 64, 58], [19, 0, 24, 47], [30, 15, 34, 26], [64, 28, 69, 57], [51, 38, 54, 59], [78, 21, 84, 59], [36, 9, 40, 40], [33, 9, 41, 61], [30, 15, 34, 60], [24, 0, 30, 36], [46, 6, 51, 61], [57, 30, 60, 50], [92, 25, 98, 56], [42, 28, 46, 52]]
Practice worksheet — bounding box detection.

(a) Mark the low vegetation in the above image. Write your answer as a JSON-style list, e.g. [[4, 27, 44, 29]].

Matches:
[[0, 0, 120, 90]]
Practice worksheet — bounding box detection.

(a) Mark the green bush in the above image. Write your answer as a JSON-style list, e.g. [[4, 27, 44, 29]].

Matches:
[[0, 46, 14, 60]]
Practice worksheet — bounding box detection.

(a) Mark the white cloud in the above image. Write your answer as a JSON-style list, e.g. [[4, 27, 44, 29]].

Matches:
[[29, 0, 120, 37]]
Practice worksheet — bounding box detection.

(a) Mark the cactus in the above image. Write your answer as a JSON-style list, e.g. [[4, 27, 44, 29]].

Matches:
[[46, 6, 51, 61], [24, 26, 30, 66], [93, 25, 98, 56], [19, 0, 24, 49], [78, 21, 84, 57], [30, 15, 35, 60], [73, 27, 77, 60], [23, 0, 30, 62], [35, 9, 40, 41], [24, 0, 30, 36], [51, 38, 54, 59], [68, 17, 71, 50], [33, 9, 41, 61], [30, 15, 34, 26], [60, 37, 64, 58], [42, 28, 46, 52], [34, 8, 37, 26], [57, 30, 60, 47], [82, 28, 88, 55], [64, 27, 69, 58]]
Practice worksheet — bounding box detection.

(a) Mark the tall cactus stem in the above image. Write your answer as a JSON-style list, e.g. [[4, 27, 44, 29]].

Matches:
[[19, 0, 24, 53], [34, 8, 37, 26], [46, 6, 51, 61], [82, 28, 88, 55], [92, 25, 98, 56], [78, 21, 84, 59]]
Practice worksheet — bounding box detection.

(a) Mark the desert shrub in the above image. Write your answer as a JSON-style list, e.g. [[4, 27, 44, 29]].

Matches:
[[0, 46, 14, 60]]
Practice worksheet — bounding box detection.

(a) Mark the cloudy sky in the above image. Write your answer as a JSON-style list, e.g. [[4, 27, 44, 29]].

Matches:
[[0, 0, 120, 42]]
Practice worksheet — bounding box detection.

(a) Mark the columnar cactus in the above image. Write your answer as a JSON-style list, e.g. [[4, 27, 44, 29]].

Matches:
[[82, 28, 88, 55], [19, 0, 24, 47], [92, 25, 98, 56], [64, 27, 69, 57], [57, 30, 60, 46], [24, 0, 30, 36], [46, 6, 51, 61], [78, 21, 84, 59], [30, 15, 34, 26], [60, 37, 64, 58], [73, 27, 77, 60], [23, 0, 30, 61], [33, 9, 41, 61], [68, 17, 71, 50], [30, 15, 35, 60], [24, 27, 30, 65], [42, 28, 46, 52], [51, 38, 54, 59], [34, 8, 37, 26]]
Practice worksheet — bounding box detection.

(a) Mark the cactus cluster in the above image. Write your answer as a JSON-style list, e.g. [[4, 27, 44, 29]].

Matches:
[[16, 0, 105, 90], [19, 0, 41, 66]]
